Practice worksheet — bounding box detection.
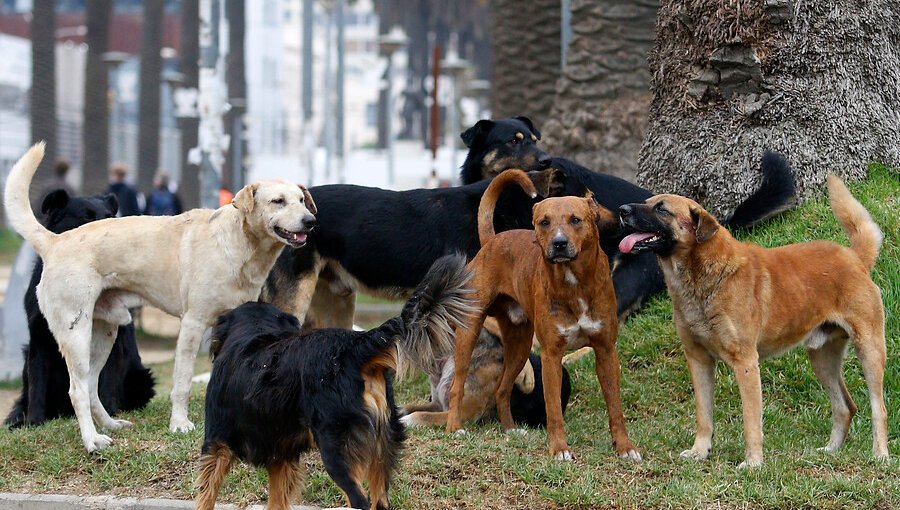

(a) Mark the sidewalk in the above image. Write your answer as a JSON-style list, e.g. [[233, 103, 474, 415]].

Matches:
[[0, 493, 327, 509]]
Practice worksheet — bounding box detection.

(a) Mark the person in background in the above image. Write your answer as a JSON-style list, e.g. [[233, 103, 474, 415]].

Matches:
[[144, 171, 183, 216], [106, 163, 141, 216], [31, 159, 76, 214]]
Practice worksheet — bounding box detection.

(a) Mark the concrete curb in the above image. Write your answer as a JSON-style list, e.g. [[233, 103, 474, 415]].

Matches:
[[0, 493, 325, 509]]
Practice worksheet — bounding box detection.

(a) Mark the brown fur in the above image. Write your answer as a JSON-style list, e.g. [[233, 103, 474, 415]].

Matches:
[[621, 176, 887, 468], [446, 171, 639, 461], [195, 444, 235, 510]]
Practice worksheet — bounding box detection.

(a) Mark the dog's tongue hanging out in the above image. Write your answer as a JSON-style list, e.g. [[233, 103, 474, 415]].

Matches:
[[618, 233, 656, 254]]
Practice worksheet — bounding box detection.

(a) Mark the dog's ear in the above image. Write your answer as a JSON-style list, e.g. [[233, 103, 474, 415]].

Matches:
[[40, 189, 69, 215], [586, 195, 618, 234], [514, 116, 541, 140], [103, 193, 120, 216], [232, 183, 258, 214], [299, 184, 317, 215], [690, 206, 720, 243], [460, 119, 493, 148]]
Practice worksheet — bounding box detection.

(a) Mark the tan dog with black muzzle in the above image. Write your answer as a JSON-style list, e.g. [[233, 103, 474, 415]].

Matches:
[[618, 176, 888, 468], [446, 169, 640, 462]]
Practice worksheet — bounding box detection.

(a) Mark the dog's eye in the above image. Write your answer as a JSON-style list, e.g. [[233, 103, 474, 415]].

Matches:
[[570, 217, 581, 225], [509, 138, 518, 145], [271, 198, 285, 205], [655, 204, 671, 216], [539, 218, 550, 227]]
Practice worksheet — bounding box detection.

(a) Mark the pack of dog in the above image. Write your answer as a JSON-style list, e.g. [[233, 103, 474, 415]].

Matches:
[[4, 189, 154, 428]]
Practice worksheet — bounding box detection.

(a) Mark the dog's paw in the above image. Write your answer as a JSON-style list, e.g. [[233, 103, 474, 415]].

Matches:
[[554, 450, 576, 462], [452, 429, 468, 438], [102, 419, 132, 431], [85, 433, 113, 452], [816, 444, 840, 454], [169, 417, 195, 433], [399, 414, 420, 428], [679, 447, 710, 461], [737, 458, 763, 470], [619, 449, 642, 462], [505, 428, 528, 437]]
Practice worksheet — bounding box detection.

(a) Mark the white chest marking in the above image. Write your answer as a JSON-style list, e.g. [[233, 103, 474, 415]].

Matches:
[[556, 299, 604, 346], [564, 268, 578, 286]]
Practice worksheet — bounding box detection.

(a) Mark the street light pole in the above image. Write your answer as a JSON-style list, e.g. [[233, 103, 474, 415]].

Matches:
[[440, 46, 470, 186], [197, 0, 227, 209], [378, 27, 407, 188]]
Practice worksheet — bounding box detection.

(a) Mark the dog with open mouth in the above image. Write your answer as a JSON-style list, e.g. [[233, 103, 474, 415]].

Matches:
[[618, 176, 888, 468]]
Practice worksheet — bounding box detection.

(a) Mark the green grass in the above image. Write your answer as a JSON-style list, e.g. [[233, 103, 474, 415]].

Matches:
[[0, 166, 897, 508], [0, 229, 23, 264]]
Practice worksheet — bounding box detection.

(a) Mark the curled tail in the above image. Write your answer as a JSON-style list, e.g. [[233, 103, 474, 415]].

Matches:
[[383, 254, 474, 377], [827, 175, 882, 272], [725, 150, 797, 228], [478, 169, 537, 245], [3, 143, 55, 255]]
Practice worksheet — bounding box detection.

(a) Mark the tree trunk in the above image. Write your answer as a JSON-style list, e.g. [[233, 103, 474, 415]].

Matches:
[[223, 0, 247, 191], [489, 0, 560, 127], [638, 0, 900, 216], [81, 0, 113, 194], [137, 0, 164, 195], [179, 0, 201, 210], [29, 0, 57, 210], [542, 0, 658, 181]]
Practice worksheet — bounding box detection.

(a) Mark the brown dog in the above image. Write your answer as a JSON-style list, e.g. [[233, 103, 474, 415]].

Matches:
[[446, 170, 640, 461], [618, 176, 888, 468]]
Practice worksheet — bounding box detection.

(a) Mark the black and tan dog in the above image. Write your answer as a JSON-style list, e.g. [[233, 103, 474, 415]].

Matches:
[[447, 170, 639, 462], [196, 255, 473, 510], [618, 176, 888, 468]]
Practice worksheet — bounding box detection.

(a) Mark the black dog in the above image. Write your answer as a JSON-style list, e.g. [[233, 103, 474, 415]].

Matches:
[[4, 190, 155, 428], [459, 117, 797, 319], [198, 255, 473, 510]]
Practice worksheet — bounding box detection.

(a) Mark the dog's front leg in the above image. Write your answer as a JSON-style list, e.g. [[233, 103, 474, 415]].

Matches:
[[169, 315, 207, 433], [24, 340, 49, 425], [592, 331, 640, 461], [728, 350, 764, 469], [680, 334, 716, 462], [538, 345, 573, 461]]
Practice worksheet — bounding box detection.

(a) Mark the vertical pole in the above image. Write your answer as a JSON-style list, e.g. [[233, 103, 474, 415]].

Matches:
[[335, 0, 345, 184], [197, 0, 225, 209], [385, 52, 394, 187], [447, 75, 457, 183], [561, 0, 571, 67], [323, 4, 334, 182], [429, 43, 441, 171], [302, 0, 315, 184]]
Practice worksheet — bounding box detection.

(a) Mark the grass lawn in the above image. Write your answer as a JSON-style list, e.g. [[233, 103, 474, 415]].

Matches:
[[0, 166, 897, 509], [0, 228, 23, 265]]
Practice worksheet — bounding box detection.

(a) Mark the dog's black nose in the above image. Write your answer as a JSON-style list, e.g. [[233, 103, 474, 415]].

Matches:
[[552, 236, 569, 250], [538, 153, 552, 168], [619, 204, 633, 218], [302, 215, 317, 229]]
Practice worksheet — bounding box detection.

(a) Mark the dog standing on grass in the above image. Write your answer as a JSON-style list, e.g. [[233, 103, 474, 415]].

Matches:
[[618, 176, 888, 468], [197, 255, 473, 510], [3, 143, 317, 452], [446, 170, 640, 461]]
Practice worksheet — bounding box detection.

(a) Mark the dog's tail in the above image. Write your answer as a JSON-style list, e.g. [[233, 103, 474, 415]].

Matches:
[[374, 254, 474, 376], [3, 143, 55, 255], [723, 150, 797, 228], [827, 175, 882, 272], [478, 169, 538, 245]]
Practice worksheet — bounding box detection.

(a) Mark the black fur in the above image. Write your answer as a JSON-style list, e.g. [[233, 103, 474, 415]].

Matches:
[[205, 255, 473, 510], [459, 119, 797, 318], [510, 353, 572, 428], [5, 190, 155, 428]]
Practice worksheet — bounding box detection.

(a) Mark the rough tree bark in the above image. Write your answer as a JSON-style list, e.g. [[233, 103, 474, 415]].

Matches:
[[137, 0, 164, 195], [638, 0, 900, 216], [81, 0, 113, 194], [179, 0, 201, 209], [542, 0, 658, 181], [489, 0, 560, 127], [29, 0, 57, 207]]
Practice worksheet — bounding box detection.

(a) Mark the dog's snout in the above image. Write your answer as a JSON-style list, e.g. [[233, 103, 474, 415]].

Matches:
[[552, 236, 569, 250], [619, 204, 633, 218], [537, 153, 552, 168], [302, 214, 317, 230]]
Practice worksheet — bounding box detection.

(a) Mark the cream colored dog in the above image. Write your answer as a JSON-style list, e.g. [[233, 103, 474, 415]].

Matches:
[[3, 143, 317, 452]]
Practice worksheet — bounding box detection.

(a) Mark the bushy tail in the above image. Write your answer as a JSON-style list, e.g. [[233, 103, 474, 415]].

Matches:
[[3, 143, 55, 255], [379, 254, 474, 377], [827, 175, 882, 272], [478, 169, 537, 245], [725, 150, 797, 228]]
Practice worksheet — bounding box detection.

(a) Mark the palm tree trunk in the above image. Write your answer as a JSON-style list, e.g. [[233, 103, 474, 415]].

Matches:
[[29, 0, 57, 210], [489, 0, 560, 127], [179, 0, 201, 210], [82, 0, 113, 194], [223, 0, 246, 191], [638, 0, 900, 214], [542, 0, 658, 182], [137, 0, 164, 195]]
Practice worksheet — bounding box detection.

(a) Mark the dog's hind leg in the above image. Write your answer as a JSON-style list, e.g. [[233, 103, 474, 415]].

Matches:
[[316, 435, 369, 509], [56, 317, 110, 451], [806, 332, 856, 453], [494, 322, 534, 433], [88, 320, 131, 431], [169, 314, 207, 433], [195, 444, 234, 510], [266, 460, 303, 510], [847, 315, 889, 460]]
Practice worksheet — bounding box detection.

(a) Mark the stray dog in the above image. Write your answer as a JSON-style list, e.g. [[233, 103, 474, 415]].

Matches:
[[447, 170, 640, 461], [196, 255, 473, 510], [5, 189, 154, 428], [399, 320, 572, 429], [618, 176, 888, 467], [459, 117, 797, 320], [3, 143, 317, 451], [260, 169, 562, 328]]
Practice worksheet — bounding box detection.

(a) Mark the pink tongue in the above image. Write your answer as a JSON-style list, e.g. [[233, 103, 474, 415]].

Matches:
[[293, 232, 308, 243], [619, 233, 656, 254]]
